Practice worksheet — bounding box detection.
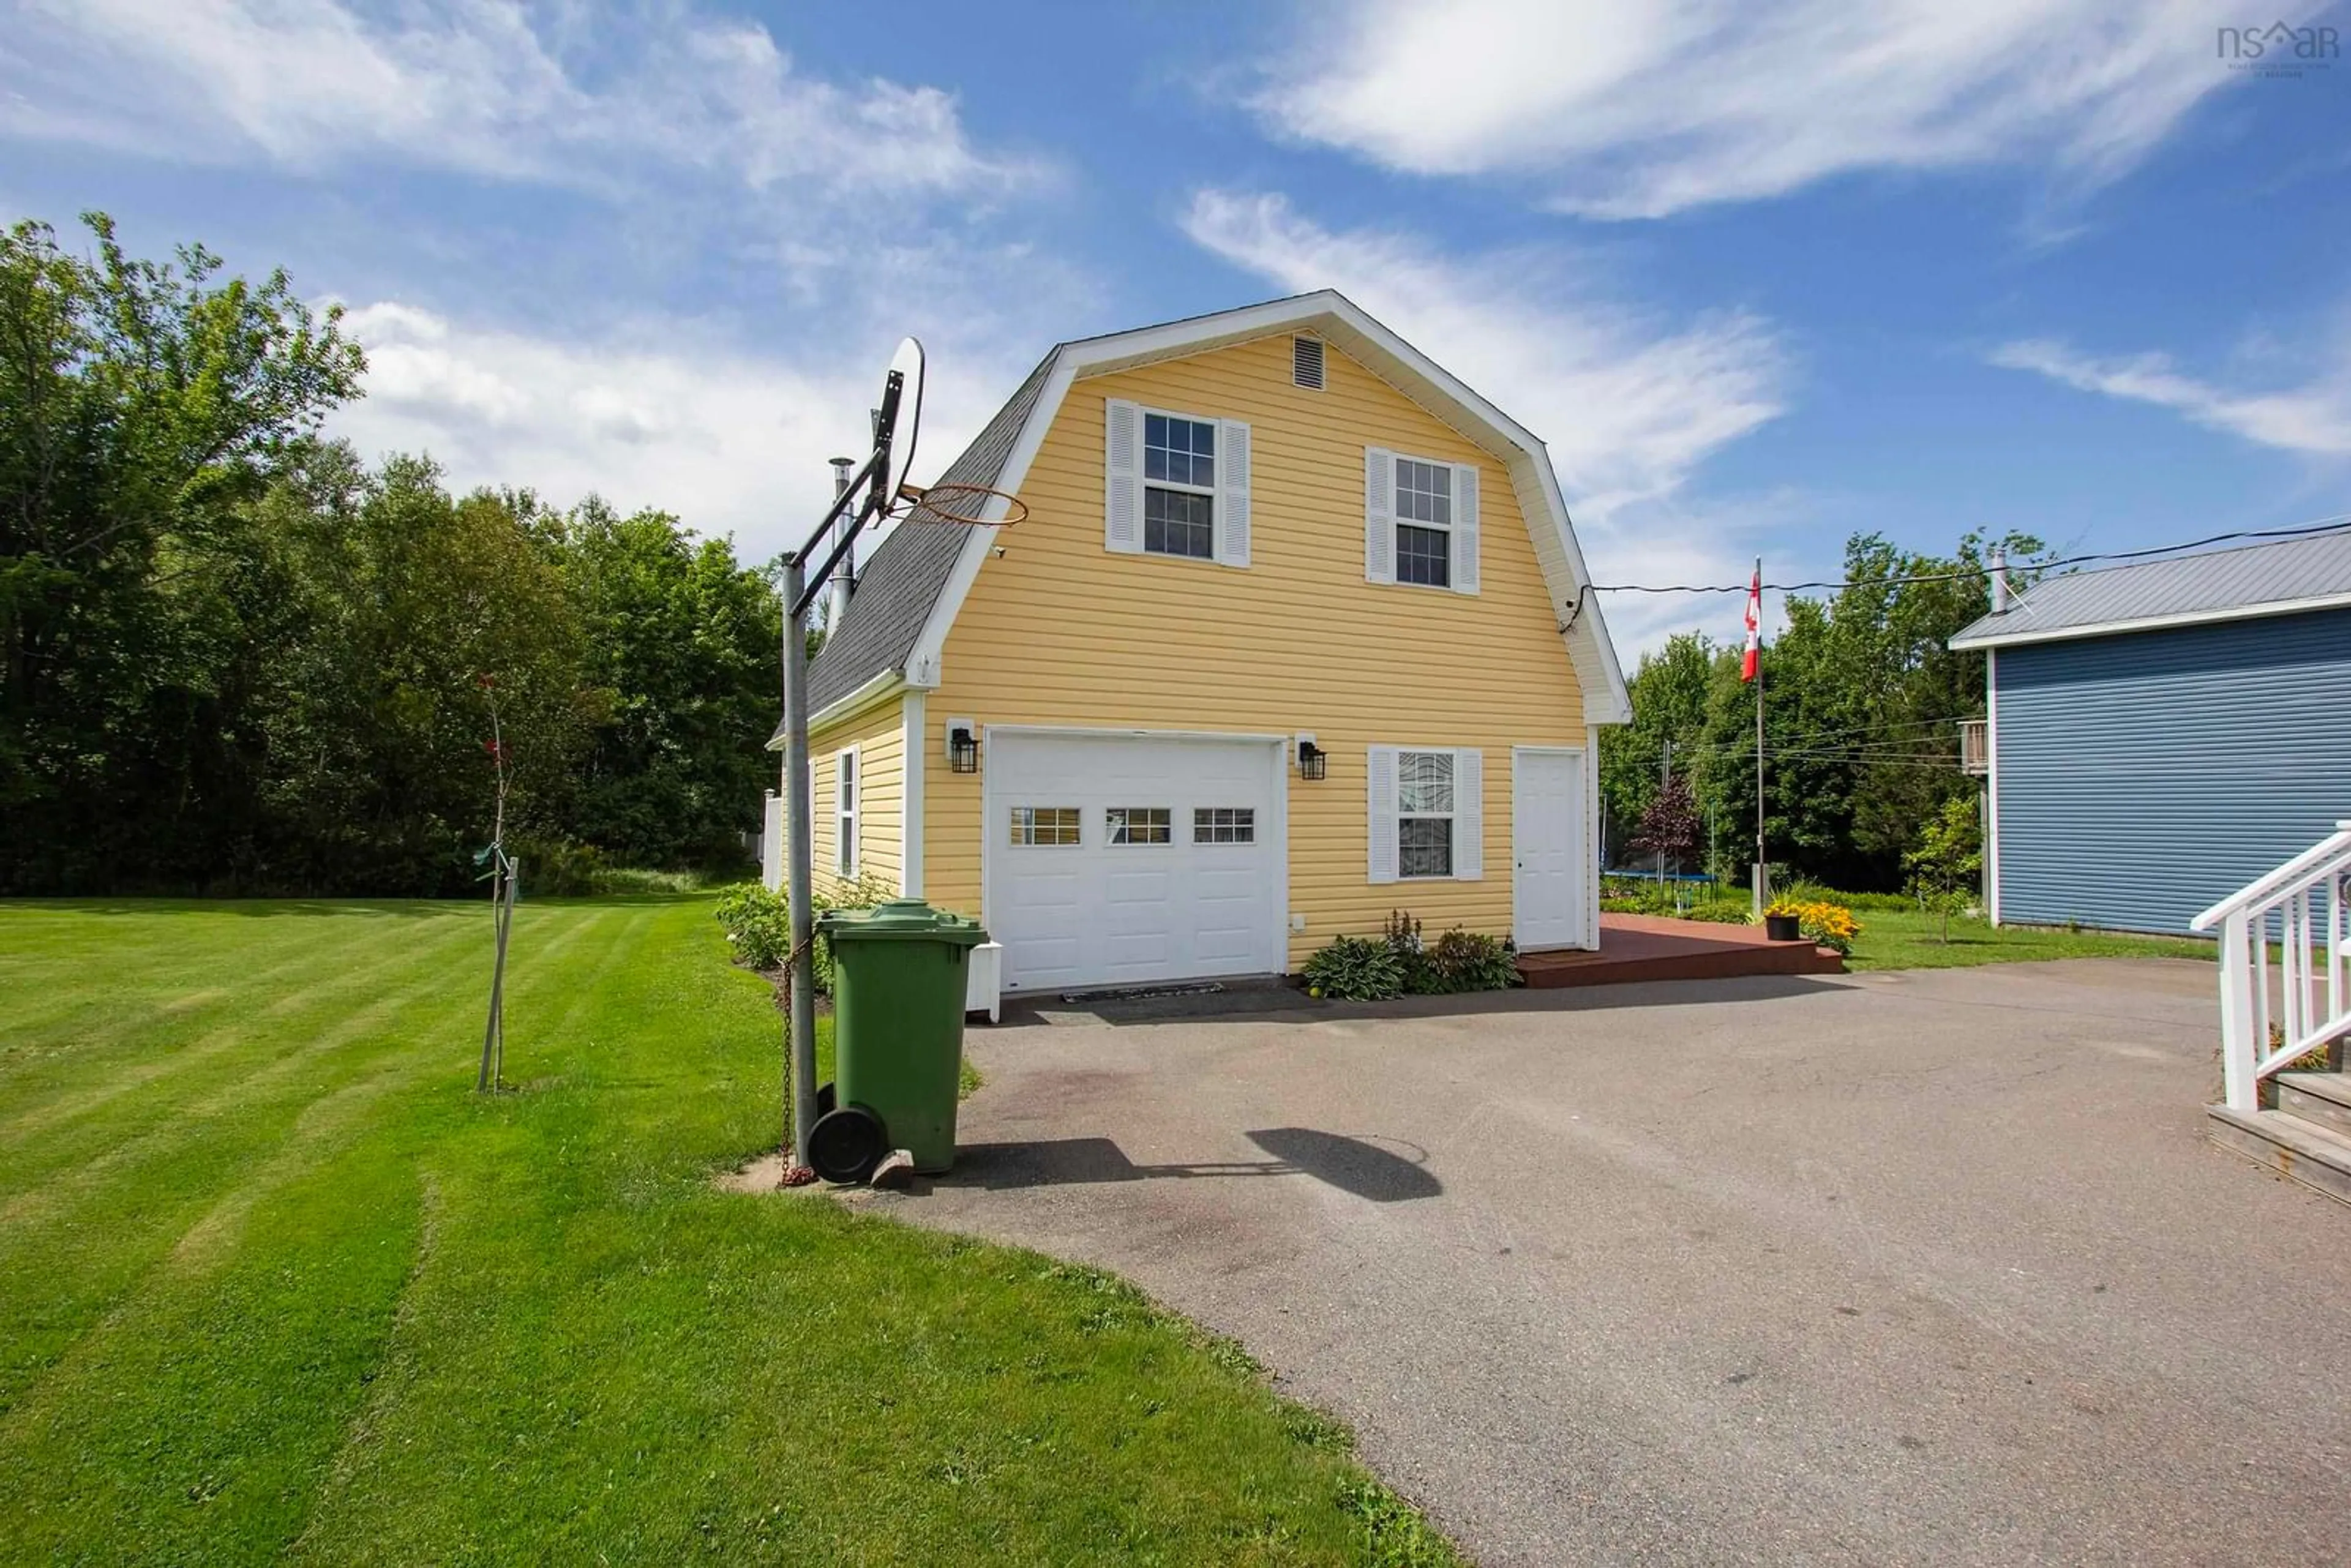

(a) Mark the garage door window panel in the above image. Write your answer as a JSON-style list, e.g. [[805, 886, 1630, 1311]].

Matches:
[[1012, 806, 1081, 846], [1194, 808, 1256, 845], [1108, 807, 1172, 846]]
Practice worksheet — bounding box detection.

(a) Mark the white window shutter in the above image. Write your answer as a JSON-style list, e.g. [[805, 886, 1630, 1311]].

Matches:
[[1364, 448, 1394, 584], [1104, 399, 1142, 553], [1367, 746, 1399, 883], [1452, 463, 1480, 595], [1216, 418, 1251, 567], [1453, 748, 1483, 879]]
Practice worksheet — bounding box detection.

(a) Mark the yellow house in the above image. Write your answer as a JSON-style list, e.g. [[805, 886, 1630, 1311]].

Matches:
[[770, 291, 1629, 1000]]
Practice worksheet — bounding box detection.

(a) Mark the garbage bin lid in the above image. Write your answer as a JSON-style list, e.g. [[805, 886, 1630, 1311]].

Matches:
[[818, 897, 988, 945]]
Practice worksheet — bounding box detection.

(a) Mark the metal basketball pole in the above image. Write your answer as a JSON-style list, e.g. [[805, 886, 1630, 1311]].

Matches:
[[782, 552, 818, 1167], [778, 364, 904, 1171]]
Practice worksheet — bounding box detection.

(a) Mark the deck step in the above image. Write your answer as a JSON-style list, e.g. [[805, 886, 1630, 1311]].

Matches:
[[2277, 1071, 2351, 1139], [1518, 914, 1845, 991], [2207, 1103, 2351, 1207]]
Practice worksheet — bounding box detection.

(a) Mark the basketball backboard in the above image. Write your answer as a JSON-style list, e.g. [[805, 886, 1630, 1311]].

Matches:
[[880, 336, 923, 515]]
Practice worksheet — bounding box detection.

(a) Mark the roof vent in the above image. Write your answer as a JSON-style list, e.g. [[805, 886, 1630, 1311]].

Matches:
[[1291, 336, 1325, 391]]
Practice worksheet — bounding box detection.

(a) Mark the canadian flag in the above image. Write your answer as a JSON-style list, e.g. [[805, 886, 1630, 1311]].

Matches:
[[1740, 566, 1761, 683]]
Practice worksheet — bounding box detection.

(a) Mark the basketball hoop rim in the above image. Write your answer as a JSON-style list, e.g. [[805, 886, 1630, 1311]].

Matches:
[[895, 480, 1029, 528]]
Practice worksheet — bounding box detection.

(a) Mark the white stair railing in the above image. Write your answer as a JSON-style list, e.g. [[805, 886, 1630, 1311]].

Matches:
[[2191, 820, 2351, 1111]]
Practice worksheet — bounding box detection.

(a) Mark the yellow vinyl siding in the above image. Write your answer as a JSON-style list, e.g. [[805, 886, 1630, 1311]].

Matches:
[[923, 332, 1584, 965], [806, 694, 904, 898]]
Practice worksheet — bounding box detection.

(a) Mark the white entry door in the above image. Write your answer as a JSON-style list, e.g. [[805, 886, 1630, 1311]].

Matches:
[[1513, 748, 1586, 950], [988, 732, 1285, 993]]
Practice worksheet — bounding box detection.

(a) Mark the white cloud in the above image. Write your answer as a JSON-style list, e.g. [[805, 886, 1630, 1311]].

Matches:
[[1182, 189, 1791, 651], [1254, 0, 2286, 218], [2, 0, 1040, 202], [1182, 192, 1783, 516], [1, 0, 1078, 566], [1990, 337, 2351, 456], [329, 239, 1083, 565], [335, 302, 890, 556]]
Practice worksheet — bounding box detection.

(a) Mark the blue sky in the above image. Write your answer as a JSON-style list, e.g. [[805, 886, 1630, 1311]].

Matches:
[[4, 0, 2347, 650]]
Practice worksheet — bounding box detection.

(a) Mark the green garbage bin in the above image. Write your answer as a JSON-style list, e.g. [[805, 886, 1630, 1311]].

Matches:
[[817, 898, 988, 1175]]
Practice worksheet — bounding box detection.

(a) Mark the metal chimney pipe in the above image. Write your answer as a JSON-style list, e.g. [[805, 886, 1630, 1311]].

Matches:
[[827, 456, 855, 631], [1989, 546, 2012, 614]]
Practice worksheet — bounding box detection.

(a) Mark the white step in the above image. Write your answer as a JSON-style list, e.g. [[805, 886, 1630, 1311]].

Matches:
[[2208, 1101, 2351, 1207]]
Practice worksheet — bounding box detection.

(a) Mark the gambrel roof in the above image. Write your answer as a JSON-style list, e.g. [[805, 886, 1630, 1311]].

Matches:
[[784, 290, 1630, 736], [800, 353, 1056, 715]]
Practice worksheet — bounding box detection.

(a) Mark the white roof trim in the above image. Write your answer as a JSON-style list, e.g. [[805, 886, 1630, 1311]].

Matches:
[[768, 669, 903, 748], [902, 291, 1632, 724], [1951, 589, 2351, 650]]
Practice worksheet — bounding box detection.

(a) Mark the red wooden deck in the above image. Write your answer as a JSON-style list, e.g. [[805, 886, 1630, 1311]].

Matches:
[[1515, 912, 1846, 989]]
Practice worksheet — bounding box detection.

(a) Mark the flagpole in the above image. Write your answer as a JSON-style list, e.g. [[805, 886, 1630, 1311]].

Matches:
[[1753, 555, 1767, 915]]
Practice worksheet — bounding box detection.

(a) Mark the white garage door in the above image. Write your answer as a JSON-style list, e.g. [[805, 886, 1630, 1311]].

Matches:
[[988, 732, 1284, 994]]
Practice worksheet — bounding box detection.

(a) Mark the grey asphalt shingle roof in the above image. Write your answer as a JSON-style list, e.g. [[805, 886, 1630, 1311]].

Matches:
[[1950, 530, 2351, 648], [777, 350, 1058, 733]]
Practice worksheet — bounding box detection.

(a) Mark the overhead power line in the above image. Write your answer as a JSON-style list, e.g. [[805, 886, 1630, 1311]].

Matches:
[[1567, 511, 2351, 623]]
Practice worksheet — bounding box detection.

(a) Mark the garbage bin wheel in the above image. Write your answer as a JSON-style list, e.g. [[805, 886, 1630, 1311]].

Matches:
[[808, 1104, 887, 1185]]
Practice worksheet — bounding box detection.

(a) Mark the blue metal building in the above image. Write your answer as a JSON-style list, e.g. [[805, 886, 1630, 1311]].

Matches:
[[1950, 533, 2351, 936]]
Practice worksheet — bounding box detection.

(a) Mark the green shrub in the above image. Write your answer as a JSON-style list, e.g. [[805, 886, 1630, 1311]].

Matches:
[[1303, 935, 1406, 1001], [1601, 884, 1751, 924], [713, 882, 790, 969], [1775, 879, 1915, 912], [591, 865, 723, 894], [712, 874, 896, 992], [1319, 912, 1517, 996], [1383, 909, 1425, 981], [485, 841, 739, 898], [508, 836, 606, 896], [1417, 927, 1519, 992]]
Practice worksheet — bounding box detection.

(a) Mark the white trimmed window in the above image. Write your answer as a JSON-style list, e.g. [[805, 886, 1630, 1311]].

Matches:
[[1394, 459, 1452, 587], [1104, 399, 1251, 566], [834, 749, 858, 876], [1143, 415, 1216, 559], [1366, 746, 1483, 883], [1397, 751, 1454, 877], [1364, 448, 1480, 595]]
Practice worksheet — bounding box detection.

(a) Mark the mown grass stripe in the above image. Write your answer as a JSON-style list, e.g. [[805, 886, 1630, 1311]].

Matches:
[[0, 910, 612, 1422], [0, 914, 489, 1204], [0, 903, 384, 1070], [0, 910, 484, 1148], [0, 898, 1461, 1567]]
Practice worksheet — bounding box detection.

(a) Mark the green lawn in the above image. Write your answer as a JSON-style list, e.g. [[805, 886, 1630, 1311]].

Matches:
[[0, 897, 1453, 1566], [1844, 907, 2215, 971]]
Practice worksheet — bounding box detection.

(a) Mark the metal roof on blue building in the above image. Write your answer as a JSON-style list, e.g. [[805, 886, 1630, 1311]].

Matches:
[[1951, 529, 2351, 650]]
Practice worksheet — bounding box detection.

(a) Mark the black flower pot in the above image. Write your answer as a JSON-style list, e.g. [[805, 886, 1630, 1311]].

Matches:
[[1764, 913, 1802, 942]]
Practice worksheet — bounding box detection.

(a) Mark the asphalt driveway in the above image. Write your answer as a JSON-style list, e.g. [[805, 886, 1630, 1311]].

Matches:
[[874, 960, 2351, 1566]]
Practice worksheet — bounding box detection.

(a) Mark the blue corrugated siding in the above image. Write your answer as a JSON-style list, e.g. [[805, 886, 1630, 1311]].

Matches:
[[1996, 607, 2351, 935]]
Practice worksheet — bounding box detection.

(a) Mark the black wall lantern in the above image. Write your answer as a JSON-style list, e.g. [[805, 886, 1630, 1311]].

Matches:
[[947, 720, 980, 774], [1296, 735, 1326, 781]]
